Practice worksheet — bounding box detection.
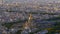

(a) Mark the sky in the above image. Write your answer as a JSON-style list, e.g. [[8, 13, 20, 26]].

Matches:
[[0, 0, 60, 4]]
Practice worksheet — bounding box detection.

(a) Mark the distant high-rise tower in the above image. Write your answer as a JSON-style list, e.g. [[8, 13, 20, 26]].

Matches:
[[21, 14, 33, 34], [23, 14, 33, 29]]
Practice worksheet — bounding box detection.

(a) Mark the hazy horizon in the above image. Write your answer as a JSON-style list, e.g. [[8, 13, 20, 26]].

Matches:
[[0, 0, 60, 4]]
